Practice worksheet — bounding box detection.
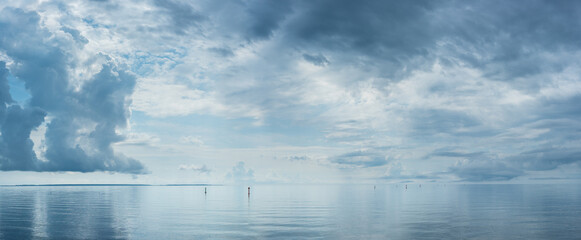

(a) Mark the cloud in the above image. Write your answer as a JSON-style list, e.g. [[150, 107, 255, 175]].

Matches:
[[448, 159, 524, 182], [180, 136, 204, 146], [0, 62, 11, 105], [384, 161, 404, 178], [116, 133, 160, 146], [510, 147, 581, 172], [330, 150, 388, 168], [153, 0, 206, 35], [427, 149, 487, 159], [243, 0, 293, 41], [208, 47, 235, 58], [302, 53, 329, 66], [0, 99, 46, 171], [61, 27, 89, 45], [379, 161, 439, 181], [178, 164, 211, 174], [226, 161, 254, 183], [428, 149, 526, 181], [1, 1, 579, 182], [0, 7, 146, 174], [287, 155, 310, 162], [287, 0, 436, 62], [410, 109, 483, 137]]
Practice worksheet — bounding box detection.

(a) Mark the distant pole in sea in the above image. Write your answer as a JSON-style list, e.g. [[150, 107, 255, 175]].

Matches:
[[248, 186, 250, 196], [205, 187, 207, 194], [374, 185, 376, 190], [405, 184, 407, 189]]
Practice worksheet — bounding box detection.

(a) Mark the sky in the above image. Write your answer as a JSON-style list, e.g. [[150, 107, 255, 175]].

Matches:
[[0, 0, 580, 185]]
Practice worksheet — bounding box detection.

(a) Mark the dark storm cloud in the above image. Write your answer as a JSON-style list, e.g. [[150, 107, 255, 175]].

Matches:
[[330, 150, 388, 168], [0, 8, 146, 174]]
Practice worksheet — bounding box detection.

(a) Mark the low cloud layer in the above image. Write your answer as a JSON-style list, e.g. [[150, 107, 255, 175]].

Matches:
[[178, 164, 211, 174], [330, 150, 388, 168]]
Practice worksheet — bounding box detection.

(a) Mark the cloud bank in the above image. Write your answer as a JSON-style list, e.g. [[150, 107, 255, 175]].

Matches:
[[0, 8, 145, 174]]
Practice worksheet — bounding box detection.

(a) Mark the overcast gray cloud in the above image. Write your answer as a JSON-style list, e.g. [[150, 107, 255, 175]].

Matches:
[[0, 1, 580, 183]]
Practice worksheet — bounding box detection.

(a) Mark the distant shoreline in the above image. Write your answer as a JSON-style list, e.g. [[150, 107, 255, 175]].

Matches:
[[0, 184, 221, 187]]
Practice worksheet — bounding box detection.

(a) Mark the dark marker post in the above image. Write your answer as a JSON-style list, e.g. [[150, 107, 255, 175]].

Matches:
[[205, 187, 207, 194], [248, 186, 250, 196]]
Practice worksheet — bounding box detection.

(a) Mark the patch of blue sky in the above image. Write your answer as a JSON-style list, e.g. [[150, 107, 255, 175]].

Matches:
[[163, 48, 187, 59], [81, 18, 114, 30], [130, 111, 235, 147], [8, 74, 30, 104], [126, 50, 185, 76], [130, 110, 327, 148], [244, 117, 327, 147]]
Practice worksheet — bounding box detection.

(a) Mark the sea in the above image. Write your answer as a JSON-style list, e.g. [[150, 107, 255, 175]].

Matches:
[[0, 184, 579, 239]]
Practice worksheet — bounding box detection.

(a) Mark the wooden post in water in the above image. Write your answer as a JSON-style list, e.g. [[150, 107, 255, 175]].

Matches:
[[248, 186, 250, 196], [205, 187, 207, 194]]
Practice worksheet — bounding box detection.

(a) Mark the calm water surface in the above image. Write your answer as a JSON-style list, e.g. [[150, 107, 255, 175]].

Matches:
[[0, 184, 579, 239]]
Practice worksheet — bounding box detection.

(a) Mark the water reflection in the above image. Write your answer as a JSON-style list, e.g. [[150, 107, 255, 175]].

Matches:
[[44, 188, 122, 239], [0, 187, 131, 239], [0, 188, 36, 239], [0, 184, 579, 239]]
